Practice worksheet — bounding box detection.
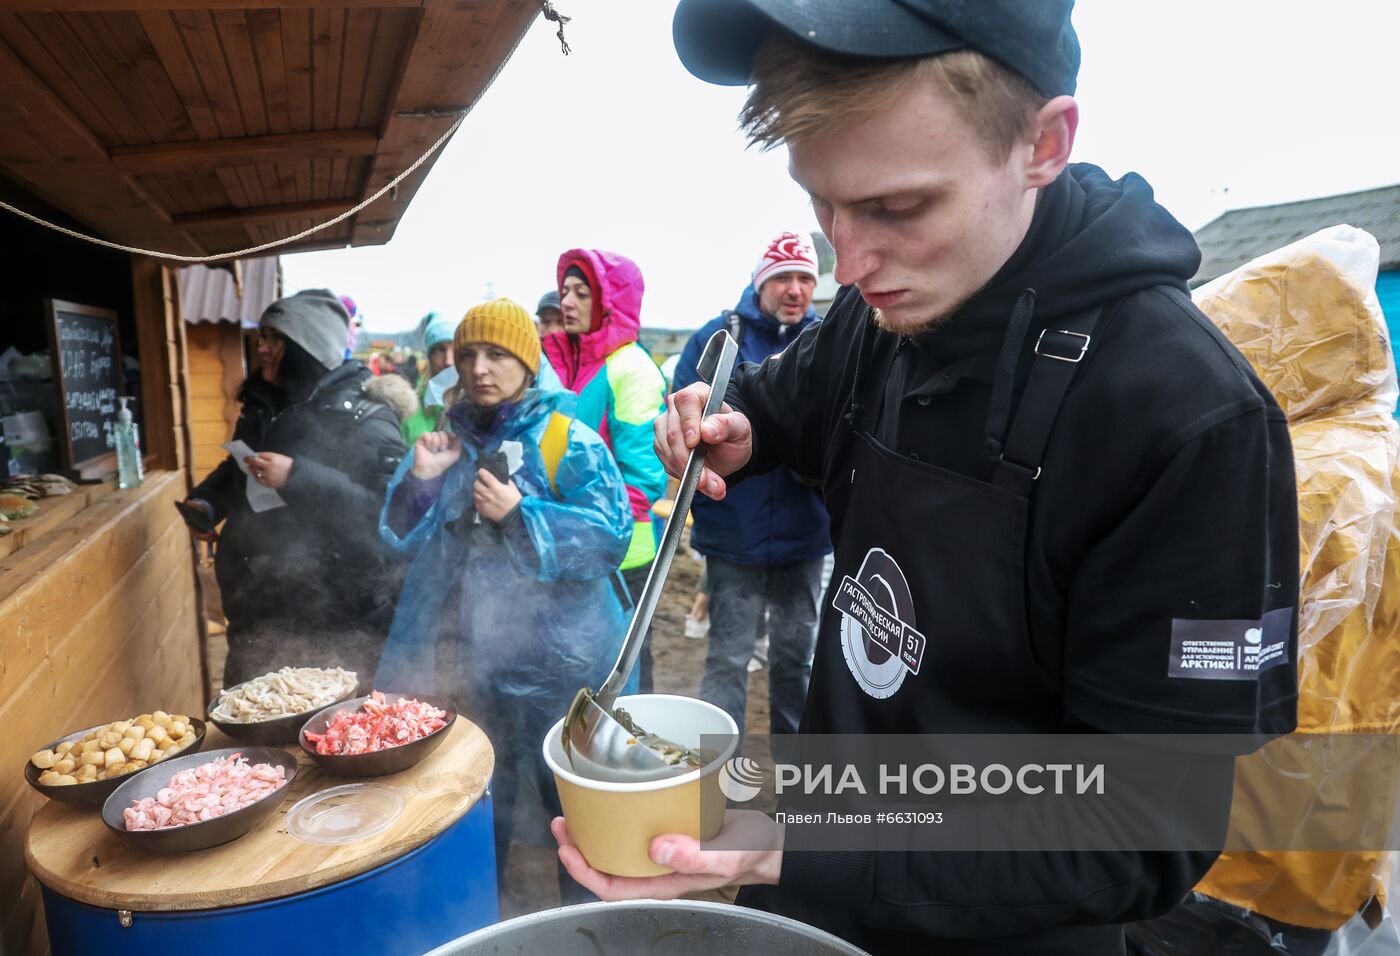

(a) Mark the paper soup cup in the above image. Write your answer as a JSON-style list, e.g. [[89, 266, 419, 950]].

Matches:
[[544, 694, 738, 878]]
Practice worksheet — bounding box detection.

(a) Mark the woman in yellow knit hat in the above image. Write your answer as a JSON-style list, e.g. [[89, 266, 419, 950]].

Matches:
[[376, 297, 636, 904]]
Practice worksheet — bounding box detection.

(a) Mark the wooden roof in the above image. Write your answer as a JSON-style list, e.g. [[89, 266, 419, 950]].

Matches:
[[0, 0, 536, 259]]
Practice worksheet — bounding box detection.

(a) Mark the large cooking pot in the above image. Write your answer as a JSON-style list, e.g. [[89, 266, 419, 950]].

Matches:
[[425, 899, 869, 955]]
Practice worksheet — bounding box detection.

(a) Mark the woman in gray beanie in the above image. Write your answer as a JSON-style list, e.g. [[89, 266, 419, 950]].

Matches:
[[181, 289, 407, 687]]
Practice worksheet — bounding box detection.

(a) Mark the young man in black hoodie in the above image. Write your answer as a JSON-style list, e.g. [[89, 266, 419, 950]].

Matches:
[[552, 3, 1300, 953]]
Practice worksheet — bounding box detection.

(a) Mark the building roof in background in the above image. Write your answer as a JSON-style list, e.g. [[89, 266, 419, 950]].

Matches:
[[0, 1, 536, 259], [639, 327, 697, 357], [1193, 184, 1400, 285], [178, 258, 280, 328]]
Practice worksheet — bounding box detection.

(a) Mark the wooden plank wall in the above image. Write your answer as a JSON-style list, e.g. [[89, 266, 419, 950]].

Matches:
[[0, 256, 202, 954], [0, 472, 203, 956], [186, 321, 243, 480], [132, 256, 182, 473]]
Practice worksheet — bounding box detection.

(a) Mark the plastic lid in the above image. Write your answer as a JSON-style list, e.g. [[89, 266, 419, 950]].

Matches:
[[285, 783, 405, 845]]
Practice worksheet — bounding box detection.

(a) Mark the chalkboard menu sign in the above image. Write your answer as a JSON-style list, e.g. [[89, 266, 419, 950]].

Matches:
[[45, 299, 123, 479]]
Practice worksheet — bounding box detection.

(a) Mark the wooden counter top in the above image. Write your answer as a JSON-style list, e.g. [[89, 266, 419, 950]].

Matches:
[[24, 718, 494, 912]]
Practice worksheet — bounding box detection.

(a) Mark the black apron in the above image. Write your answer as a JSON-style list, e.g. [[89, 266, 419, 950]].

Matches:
[[805, 294, 1101, 735], [744, 296, 1123, 955]]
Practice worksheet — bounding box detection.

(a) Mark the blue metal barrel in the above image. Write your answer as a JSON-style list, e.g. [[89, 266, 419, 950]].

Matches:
[[41, 795, 498, 956]]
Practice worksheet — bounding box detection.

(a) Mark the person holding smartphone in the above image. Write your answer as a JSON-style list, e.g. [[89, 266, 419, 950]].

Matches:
[[376, 298, 636, 906]]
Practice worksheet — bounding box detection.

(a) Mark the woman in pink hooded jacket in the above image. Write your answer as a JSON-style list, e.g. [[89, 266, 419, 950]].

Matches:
[[543, 249, 668, 690]]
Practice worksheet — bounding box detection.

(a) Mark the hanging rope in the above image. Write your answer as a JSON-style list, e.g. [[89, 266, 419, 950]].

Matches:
[[0, 114, 466, 265], [2, 2, 576, 264], [542, 1, 571, 55]]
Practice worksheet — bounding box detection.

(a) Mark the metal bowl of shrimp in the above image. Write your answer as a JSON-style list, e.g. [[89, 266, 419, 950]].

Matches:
[[101, 746, 299, 853]]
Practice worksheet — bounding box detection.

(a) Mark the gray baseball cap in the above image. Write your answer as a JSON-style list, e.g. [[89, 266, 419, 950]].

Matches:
[[536, 290, 561, 315]]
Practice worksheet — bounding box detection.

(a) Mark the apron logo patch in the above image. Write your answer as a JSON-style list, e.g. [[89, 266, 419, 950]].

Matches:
[[1167, 607, 1292, 681], [835, 548, 922, 699], [833, 576, 927, 675]]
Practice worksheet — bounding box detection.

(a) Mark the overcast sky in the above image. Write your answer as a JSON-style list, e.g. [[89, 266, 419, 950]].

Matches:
[[282, 1, 1399, 334]]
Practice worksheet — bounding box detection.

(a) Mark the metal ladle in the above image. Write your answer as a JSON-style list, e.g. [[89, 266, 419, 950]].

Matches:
[[564, 328, 740, 782]]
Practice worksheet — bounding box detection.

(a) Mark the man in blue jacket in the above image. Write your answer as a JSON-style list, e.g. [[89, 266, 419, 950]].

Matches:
[[673, 231, 832, 735]]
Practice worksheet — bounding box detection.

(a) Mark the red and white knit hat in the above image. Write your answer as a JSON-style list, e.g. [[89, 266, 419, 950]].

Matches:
[[752, 231, 819, 291]]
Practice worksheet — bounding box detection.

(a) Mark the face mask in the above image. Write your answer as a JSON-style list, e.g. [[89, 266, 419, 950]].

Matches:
[[424, 365, 459, 408]]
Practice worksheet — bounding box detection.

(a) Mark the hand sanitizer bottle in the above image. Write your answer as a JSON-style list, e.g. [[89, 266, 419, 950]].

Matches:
[[114, 396, 144, 489]]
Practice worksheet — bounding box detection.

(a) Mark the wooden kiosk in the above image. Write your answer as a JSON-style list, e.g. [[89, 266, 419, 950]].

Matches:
[[0, 2, 540, 950]]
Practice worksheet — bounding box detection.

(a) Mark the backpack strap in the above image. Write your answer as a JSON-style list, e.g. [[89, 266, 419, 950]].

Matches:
[[539, 410, 573, 495], [349, 396, 389, 423]]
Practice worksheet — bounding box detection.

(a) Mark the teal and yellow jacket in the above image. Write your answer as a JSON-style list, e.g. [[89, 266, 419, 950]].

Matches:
[[542, 248, 667, 570]]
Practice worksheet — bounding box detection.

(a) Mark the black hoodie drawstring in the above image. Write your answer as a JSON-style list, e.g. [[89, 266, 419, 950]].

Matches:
[[843, 309, 877, 430], [982, 289, 1037, 463]]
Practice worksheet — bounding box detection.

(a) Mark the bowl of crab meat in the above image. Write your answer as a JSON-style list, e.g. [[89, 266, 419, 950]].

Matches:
[[102, 748, 298, 853], [299, 692, 456, 777]]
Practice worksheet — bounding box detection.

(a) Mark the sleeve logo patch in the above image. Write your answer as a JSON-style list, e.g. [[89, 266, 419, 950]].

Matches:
[[1168, 607, 1292, 680]]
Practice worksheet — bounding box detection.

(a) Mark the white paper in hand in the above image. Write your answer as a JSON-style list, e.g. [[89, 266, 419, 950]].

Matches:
[[222, 439, 287, 513], [500, 440, 524, 476]]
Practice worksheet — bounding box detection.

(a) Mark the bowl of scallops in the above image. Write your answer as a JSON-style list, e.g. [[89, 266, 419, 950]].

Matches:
[[25, 711, 207, 808]]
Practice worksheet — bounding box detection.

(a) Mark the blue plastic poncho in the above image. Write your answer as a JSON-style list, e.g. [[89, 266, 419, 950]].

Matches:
[[376, 386, 636, 718]]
